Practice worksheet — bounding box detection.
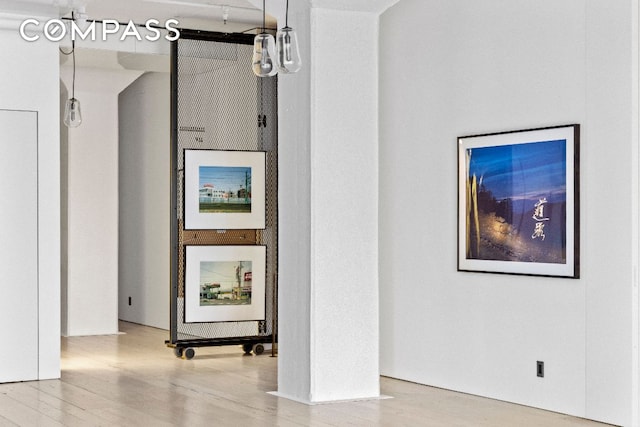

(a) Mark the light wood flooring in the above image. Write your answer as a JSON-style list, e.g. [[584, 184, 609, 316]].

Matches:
[[0, 322, 611, 426]]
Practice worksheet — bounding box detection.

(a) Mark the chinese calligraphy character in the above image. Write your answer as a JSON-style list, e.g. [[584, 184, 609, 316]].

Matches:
[[532, 222, 546, 240], [532, 197, 549, 221], [532, 197, 550, 240]]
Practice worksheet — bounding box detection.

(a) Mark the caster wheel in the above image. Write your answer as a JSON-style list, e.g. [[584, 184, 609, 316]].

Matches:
[[242, 343, 253, 354], [253, 344, 265, 355], [183, 347, 196, 360], [174, 347, 184, 358]]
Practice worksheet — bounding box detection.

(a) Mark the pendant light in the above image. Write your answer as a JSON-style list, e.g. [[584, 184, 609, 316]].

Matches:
[[276, 0, 301, 73], [63, 11, 82, 128], [252, 0, 277, 77]]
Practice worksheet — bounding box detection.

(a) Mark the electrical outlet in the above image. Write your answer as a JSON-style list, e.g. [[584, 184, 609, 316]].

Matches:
[[537, 361, 544, 378]]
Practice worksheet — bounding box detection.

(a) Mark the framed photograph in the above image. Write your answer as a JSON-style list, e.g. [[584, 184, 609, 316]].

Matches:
[[184, 245, 266, 323], [458, 124, 579, 278], [184, 149, 266, 230]]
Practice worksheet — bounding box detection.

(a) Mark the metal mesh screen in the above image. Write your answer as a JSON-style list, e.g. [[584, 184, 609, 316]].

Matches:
[[170, 33, 278, 345]]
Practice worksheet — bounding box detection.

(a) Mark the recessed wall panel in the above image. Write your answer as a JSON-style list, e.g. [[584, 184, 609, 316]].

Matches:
[[0, 109, 38, 382]]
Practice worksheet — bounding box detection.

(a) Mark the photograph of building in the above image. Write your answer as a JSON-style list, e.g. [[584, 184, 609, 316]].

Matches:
[[198, 165, 252, 213], [199, 261, 252, 305]]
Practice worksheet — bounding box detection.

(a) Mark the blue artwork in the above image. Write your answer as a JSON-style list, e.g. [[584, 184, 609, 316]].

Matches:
[[465, 139, 567, 263]]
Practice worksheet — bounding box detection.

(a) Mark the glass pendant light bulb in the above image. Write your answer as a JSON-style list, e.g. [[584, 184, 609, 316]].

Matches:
[[252, 33, 277, 77], [64, 97, 82, 128], [276, 27, 301, 73]]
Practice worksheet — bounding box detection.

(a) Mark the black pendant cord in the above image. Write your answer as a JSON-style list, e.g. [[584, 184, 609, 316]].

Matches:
[[71, 10, 76, 99], [72, 37, 76, 99], [285, 0, 289, 27], [259, 0, 265, 128]]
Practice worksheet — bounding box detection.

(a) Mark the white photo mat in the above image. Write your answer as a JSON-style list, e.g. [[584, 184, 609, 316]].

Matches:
[[185, 245, 266, 323], [184, 149, 266, 230]]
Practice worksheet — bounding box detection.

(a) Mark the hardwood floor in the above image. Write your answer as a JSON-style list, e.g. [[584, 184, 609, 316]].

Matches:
[[0, 322, 610, 426]]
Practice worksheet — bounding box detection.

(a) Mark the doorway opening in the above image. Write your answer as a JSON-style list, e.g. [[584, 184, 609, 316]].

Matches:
[[60, 44, 171, 337]]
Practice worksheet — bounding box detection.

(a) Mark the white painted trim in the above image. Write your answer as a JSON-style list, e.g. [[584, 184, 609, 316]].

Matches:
[[267, 391, 393, 405], [632, 0, 640, 424], [311, 0, 400, 14], [0, 11, 52, 26]]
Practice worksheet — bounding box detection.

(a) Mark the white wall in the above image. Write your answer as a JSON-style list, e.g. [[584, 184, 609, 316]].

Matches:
[[0, 17, 60, 380], [119, 72, 170, 330], [61, 66, 142, 336], [379, 1, 638, 426], [58, 24, 168, 336], [60, 83, 70, 339]]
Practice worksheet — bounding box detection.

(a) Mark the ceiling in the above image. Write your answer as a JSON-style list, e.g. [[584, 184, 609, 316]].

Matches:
[[4, 0, 279, 73], [1, 0, 276, 33]]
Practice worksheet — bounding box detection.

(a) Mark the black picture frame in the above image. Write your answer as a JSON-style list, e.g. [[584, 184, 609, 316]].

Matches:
[[457, 124, 580, 278]]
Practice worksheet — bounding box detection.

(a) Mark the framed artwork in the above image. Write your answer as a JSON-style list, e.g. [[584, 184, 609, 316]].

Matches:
[[184, 245, 266, 323], [457, 124, 579, 278], [184, 149, 266, 230]]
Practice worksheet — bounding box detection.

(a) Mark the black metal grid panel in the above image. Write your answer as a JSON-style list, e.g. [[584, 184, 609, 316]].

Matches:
[[170, 32, 278, 345]]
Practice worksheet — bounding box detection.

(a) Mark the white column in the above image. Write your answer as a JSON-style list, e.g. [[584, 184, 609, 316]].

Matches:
[[275, 0, 399, 403]]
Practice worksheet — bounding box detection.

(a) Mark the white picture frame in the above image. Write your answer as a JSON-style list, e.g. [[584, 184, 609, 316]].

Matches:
[[184, 149, 266, 230], [184, 245, 266, 323]]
